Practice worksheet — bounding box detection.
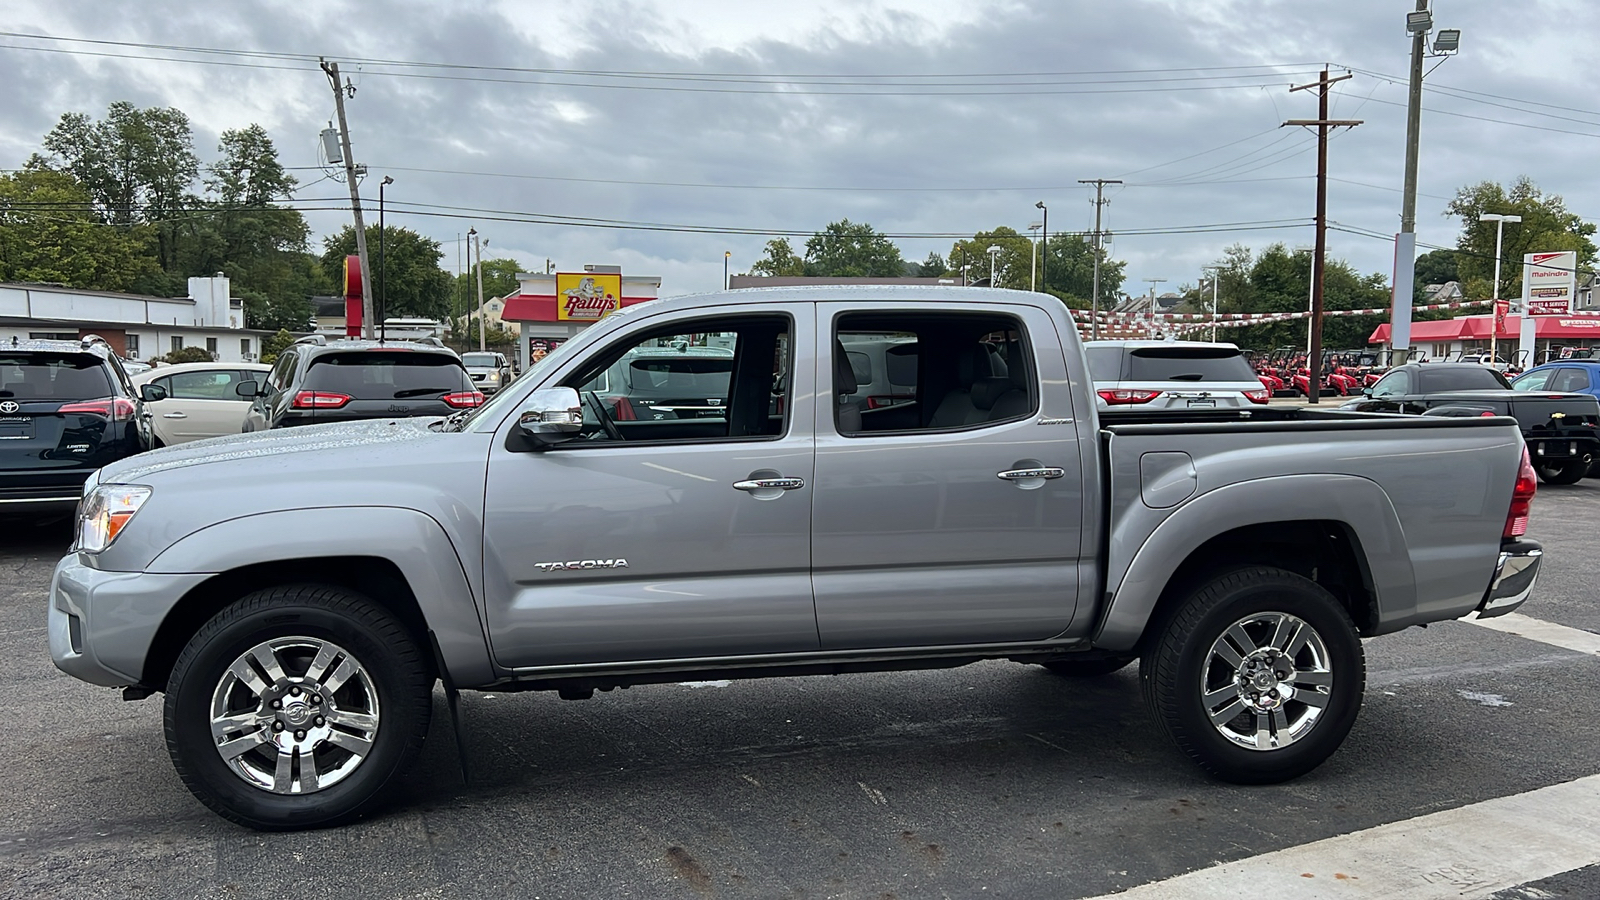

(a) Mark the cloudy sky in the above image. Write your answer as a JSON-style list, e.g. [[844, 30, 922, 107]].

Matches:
[[1, 0, 1594, 299]]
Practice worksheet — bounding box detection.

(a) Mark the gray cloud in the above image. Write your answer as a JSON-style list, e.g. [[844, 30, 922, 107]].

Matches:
[[1, 0, 1594, 297]]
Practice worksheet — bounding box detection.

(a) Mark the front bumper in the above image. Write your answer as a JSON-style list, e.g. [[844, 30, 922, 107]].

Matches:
[[1474, 539, 1542, 619], [49, 554, 210, 688]]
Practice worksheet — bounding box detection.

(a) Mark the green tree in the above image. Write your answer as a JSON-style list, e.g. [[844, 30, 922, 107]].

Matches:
[[453, 257, 522, 316], [34, 102, 201, 270], [259, 328, 296, 364], [1205, 244, 1389, 351], [947, 227, 1033, 288], [1040, 233, 1126, 308], [746, 238, 807, 277], [1413, 248, 1459, 296], [322, 225, 453, 321], [803, 220, 904, 277], [914, 251, 947, 278], [0, 169, 161, 290], [1446, 177, 1597, 300]]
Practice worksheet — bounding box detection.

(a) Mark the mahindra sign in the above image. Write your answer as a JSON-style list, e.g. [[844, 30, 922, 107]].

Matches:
[[1522, 251, 1576, 315]]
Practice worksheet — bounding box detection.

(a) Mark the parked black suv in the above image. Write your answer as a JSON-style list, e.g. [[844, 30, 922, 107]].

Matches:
[[241, 337, 483, 431], [0, 336, 152, 509]]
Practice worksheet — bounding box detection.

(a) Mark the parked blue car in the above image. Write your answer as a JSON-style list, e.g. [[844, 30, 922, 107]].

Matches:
[[1513, 361, 1600, 476]]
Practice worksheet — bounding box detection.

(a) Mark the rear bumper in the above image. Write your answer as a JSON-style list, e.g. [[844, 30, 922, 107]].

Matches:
[[1474, 539, 1543, 619], [0, 471, 92, 508]]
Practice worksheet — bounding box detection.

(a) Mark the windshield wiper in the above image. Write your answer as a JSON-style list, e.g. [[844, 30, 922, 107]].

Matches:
[[394, 387, 450, 398]]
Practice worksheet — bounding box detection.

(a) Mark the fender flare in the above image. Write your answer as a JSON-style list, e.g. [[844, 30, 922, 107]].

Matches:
[[147, 506, 493, 687], [1094, 474, 1417, 652]]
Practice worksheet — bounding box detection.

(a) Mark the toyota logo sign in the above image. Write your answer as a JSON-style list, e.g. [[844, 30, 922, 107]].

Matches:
[[0, 401, 19, 414]]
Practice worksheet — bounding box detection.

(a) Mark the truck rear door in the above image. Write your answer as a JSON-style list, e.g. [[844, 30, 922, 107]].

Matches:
[[810, 300, 1084, 649]]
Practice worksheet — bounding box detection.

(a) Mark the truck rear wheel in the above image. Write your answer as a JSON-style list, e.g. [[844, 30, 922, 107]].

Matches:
[[1140, 567, 1364, 784], [163, 585, 433, 830]]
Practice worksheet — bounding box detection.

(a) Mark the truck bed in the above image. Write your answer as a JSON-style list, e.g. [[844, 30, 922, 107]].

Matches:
[[1090, 409, 1523, 647]]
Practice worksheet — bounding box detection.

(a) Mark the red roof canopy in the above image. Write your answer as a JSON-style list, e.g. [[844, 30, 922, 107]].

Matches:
[[500, 293, 654, 323], [1369, 314, 1600, 344]]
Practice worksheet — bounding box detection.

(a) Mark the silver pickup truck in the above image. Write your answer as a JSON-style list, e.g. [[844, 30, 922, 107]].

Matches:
[[49, 286, 1542, 830]]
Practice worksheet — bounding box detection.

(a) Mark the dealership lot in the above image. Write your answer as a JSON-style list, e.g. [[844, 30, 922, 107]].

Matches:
[[3, 483, 1598, 899]]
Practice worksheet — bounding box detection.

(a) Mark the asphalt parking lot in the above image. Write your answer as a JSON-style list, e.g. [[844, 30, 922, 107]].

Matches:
[[3, 483, 1598, 900]]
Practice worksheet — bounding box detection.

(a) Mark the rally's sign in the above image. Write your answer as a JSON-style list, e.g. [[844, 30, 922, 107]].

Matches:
[[1522, 251, 1577, 315], [556, 273, 622, 321]]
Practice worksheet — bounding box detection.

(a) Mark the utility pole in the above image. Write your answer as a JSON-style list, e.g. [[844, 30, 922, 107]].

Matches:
[[1143, 278, 1166, 339], [320, 59, 374, 339], [1079, 179, 1122, 341], [1286, 66, 1362, 404], [1394, 0, 1431, 357], [473, 231, 488, 352]]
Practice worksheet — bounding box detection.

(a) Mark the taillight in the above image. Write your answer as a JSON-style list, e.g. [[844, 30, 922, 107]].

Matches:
[[1480, 411, 1497, 417], [291, 391, 352, 409], [1243, 389, 1270, 405], [59, 397, 136, 422], [1504, 447, 1537, 539], [1097, 389, 1162, 405], [442, 391, 485, 409]]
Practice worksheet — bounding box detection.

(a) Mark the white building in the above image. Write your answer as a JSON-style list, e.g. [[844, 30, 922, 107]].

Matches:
[[0, 276, 280, 363]]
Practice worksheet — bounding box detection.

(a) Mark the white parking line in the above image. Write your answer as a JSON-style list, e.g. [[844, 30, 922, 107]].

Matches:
[[1462, 613, 1600, 656], [1081, 774, 1600, 900]]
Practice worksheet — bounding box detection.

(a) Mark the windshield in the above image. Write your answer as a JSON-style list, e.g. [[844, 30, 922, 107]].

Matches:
[[305, 352, 471, 399], [462, 353, 498, 367], [0, 353, 114, 401], [1126, 347, 1257, 382]]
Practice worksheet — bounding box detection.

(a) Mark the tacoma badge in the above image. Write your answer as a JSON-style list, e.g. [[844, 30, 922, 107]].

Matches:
[[535, 559, 630, 572]]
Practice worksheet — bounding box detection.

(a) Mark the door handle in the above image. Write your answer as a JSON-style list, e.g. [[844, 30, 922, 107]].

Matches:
[[997, 467, 1065, 481], [733, 477, 805, 492], [161, 412, 188, 419]]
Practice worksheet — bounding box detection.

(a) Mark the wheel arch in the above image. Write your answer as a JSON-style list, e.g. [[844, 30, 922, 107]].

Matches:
[[1095, 475, 1417, 653], [140, 506, 493, 690]]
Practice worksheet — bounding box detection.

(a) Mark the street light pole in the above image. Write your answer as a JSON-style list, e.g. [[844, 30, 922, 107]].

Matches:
[[378, 175, 392, 343], [1483, 212, 1521, 366], [1035, 202, 1048, 296], [987, 245, 1001, 287], [724, 251, 731, 291], [1395, 2, 1461, 356], [1028, 222, 1041, 292], [1202, 265, 1221, 342]]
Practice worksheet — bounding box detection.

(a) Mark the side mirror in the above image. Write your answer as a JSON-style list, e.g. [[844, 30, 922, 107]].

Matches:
[[516, 387, 584, 447], [1361, 388, 1372, 397], [139, 383, 168, 402], [235, 380, 260, 399]]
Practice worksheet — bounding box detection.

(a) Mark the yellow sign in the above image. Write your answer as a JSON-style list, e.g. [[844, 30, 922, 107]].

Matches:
[[556, 273, 622, 321]]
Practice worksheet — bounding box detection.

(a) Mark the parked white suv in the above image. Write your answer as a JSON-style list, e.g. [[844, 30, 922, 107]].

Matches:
[[462, 351, 513, 394], [1085, 340, 1269, 411]]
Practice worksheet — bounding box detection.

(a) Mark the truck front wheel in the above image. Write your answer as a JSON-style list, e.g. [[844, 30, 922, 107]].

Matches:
[[163, 585, 433, 830], [1140, 567, 1364, 784]]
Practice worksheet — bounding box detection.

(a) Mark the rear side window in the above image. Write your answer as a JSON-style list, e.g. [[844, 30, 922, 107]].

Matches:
[[304, 352, 471, 399], [1552, 368, 1592, 392], [0, 353, 114, 400], [1085, 345, 1124, 381], [1126, 347, 1256, 382], [1420, 367, 1511, 392]]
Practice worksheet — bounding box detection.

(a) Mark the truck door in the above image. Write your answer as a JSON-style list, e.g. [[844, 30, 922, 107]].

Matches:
[[810, 302, 1083, 649], [481, 305, 819, 668]]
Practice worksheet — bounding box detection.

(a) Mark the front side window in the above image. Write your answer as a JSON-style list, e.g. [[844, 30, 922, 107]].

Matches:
[[167, 369, 245, 400], [834, 313, 1034, 435], [266, 351, 297, 391], [561, 316, 790, 444], [1370, 370, 1410, 397], [1512, 368, 1554, 392]]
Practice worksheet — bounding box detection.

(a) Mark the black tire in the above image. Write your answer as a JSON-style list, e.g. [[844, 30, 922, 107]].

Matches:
[[164, 585, 433, 830], [1535, 458, 1588, 485], [1042, 656, 1136, 677], [1140, 567, 1364, 785], [1586, 456, 1600, 479]]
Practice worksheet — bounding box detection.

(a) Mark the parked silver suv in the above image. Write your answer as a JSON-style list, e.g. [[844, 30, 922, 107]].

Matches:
[[1086, 340, 1269, 410]]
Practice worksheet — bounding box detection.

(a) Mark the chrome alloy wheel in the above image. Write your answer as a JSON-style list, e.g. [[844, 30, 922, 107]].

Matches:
[[1200, 612, 1333, 751], [208, 637, 381, 794]]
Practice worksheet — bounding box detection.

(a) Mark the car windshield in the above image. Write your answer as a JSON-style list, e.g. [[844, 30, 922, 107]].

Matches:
[[1125, 347, 1256, 382], [305, 352, 471, 399], [462, 353, 498, 367], [0, 353, 113, 400]]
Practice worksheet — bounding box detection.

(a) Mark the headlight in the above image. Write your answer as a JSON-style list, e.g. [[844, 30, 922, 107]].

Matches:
[[75, 484, 152, 553]]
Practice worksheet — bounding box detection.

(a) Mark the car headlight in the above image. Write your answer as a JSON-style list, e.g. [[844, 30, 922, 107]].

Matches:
[[75, 484, 152, 553]]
